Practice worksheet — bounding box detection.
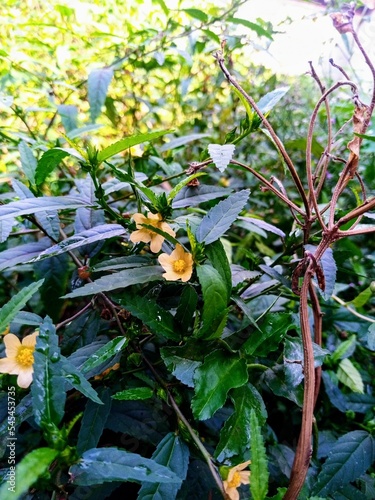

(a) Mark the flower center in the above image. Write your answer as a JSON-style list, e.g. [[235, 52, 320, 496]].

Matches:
[[173, 259, 187, 273], [16, 346, 35, 368], [228, 471, 241, 489]]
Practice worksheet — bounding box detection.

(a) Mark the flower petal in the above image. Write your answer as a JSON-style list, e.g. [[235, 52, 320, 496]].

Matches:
[[130, 228, 152, 244], [0, 358, 19, 374], [17, 368, 33, 389], [22, 332, 38, 347], [150, 234, 164, 253], [158, 253, 174, 271], [3, 334, 21, 358]]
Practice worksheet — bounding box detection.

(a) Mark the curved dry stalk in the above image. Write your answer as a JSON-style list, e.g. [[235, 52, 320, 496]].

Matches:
[[284, 261, 316, 500], [214, 51, 310, 216], [306, 80, 358, 231]]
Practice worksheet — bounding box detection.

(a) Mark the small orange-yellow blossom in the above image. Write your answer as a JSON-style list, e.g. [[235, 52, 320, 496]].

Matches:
[[158, 244, 193, 282], [0, 332, 38, 389], [223, 460, 251, 500], [130, 212, 175, 253]]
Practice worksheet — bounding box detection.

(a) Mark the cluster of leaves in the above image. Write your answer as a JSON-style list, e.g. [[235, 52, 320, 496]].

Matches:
[[0, 1, 374, 499]]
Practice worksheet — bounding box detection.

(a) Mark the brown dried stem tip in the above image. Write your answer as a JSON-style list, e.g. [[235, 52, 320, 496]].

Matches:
[[330, 2, 356, 34]]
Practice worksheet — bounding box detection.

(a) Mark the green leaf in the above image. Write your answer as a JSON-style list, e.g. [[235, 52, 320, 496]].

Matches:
[[0, 238, 51, 271], [61, 355, 103, 404], [57, 104, 78, 132], [172, 185, 231, 209], [312, 431, 375, 497], [138, 432, 189, 500], [0, 279, 44, 334], [34, 254, 69, 321], [196, 189, 249, 245], [350, 287, 372, 308], [330, 335, 356, 362], [182, 8, 208, 23], [77, 388, 112, 456], [18, 141, 37, 185], [191, 350, 248, 420], [306, 245, 337, 300], [256, 87, 290, 114], [0, 218, 15, 243], [367, 323, 375, 351], [167, 172, 206, 202], [112, 387, 154, 401], [35, 148, 70, 185], [208, 144, 235, 172], [62, 265, 163, 298], [250, 409, 269, 500], [175, 285, 199, 333], [80, 336, 128, 375], [196, 264, 229, 340], [118, 292, 180, 341], [0, 448, 58, 500], [337, 358, 364, 394], [88, 67, 114, 123], [215, 384, 267, 461], [242, 313, 296, 356], [98, 130, 173, 163], [0, 196, 90, 220], [228, 17, 273, 40], [69, 447, 182, 485], [0, 395, 33, 457], [31, 317, 66, 427], [160, 345, 202, 388], [205, 240, 232, 303], [34, 224, 126, 261]]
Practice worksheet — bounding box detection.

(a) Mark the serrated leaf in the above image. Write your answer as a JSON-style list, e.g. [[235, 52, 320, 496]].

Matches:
[[112, 387, 154, 401], [330, 335, 356, 362], [208, 144, 235, 173], [61, 355, 103, 405], [69, 447, 181, 485], [229, 17, 273, 40], [0, 218, 15, 243], [0, 196, 91, 220], [97, 129, 173, 163], [31, 317, 65, 427], [80, 337, 128, 375], [337, 358, 364, 393], [0, 448, 58, 500], [0, 279, 44, 334], [175, 285, 199, 333], [35, 148, 70, 185], [196, 264, 229, 340], [34, 224, 126, 261], [77, 388, 111, 456], [57, 104, 78, 132], [191, 350, 248, 420], [118, 292, 179, 341], [350, 287, 372, 308], [67, 124, 104, 139], [256, 87, 290, 114], [312, 431, 375, 497], [172, 185, 231, 209], [242, 313, 297, 356], [62, 265, 163, 298], [18, 141, 37, 185], [250, 409, 269, 500], [367, 323, 375, 351], [160, 345, 202, 388], [215, 384, 267, 461], [138, 432, 189, 500], [88, 67, 114, 122], [0, 394, 33, 457], [196, 189, 249, 245], [0, 238, 51, 271], [182, 8, 208, 22], [167, 172, 205, 201], [205, 240, 232, 303], [238, 216, 286, 237]]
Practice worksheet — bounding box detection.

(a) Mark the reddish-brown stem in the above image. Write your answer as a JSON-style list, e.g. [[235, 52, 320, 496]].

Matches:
[[284, 263, 316, 500], [229, 159, 305, 216], [214, 51, 310, 216], [309, 282, 323, 409]]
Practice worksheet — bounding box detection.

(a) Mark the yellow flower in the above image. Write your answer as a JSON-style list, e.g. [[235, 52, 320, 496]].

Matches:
[[223, 461, 251, 500], [158, 244, 193, 282], [0, 332, 38, 388], [130, 212, 176, 253]]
